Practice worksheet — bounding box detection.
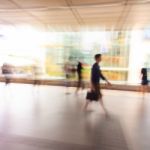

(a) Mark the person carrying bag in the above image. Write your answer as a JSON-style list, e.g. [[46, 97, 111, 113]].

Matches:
[[84, 54, 111, 113]]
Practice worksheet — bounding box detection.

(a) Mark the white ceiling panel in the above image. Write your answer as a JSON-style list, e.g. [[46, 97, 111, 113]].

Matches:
[[0, 0, 149, 30], [0, 0, 17, 8], [13, 0, 67, 7]]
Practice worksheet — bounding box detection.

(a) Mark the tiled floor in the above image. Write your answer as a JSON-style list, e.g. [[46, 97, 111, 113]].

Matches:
[[0, 83, 149, 150]]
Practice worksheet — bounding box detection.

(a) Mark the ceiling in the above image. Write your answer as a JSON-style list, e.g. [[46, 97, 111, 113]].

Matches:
[[0, 0, 150, 30]]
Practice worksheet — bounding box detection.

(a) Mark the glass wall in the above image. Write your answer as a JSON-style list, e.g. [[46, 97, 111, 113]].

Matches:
[[0, 26, 149, 85], [45, 31, 130, 83]]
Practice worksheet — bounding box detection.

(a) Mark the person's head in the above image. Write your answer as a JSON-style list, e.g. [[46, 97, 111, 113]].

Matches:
[[94, 54, 102, 63]]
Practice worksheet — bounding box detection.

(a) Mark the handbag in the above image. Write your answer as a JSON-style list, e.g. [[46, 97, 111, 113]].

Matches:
[[86, 90, 99, 101]]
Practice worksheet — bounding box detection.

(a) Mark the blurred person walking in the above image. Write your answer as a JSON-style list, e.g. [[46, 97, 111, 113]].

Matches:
[[75, 61, 84, 94], [32, 65, 41, 86], [2, 63, 13, 85], [84, 54, 111, 114], [64, 61, 72, 94], [140, 67, 149, 97]]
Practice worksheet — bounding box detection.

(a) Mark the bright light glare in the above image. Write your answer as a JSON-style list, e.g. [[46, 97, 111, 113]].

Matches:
[[81, 31, 108, 52], [0, 26, 46, 66]]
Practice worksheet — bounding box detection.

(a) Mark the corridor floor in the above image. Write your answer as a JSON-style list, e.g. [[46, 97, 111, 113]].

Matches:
[[0, 83, 149, 150]]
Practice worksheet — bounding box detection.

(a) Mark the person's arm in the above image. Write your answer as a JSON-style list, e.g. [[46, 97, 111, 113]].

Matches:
[[99, 70, 111, 85], [99, 70, 106, 80]]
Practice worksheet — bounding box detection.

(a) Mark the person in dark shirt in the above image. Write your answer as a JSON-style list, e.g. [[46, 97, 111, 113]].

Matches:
[[84, 54, 111, 113], [76, 61, 84, 93], [141, 67, 148, 97]]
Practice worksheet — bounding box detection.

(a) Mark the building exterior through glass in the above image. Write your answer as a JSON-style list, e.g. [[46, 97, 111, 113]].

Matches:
[[0, 27, 150, 85]]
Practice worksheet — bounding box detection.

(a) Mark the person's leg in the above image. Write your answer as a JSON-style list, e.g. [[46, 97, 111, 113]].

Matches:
[[99, 98, 109, 118], [99, 97, 107, 113], [5, 77, 7, 85], [139, 85, 142, 93], [76, 77, 81, 93], [143, 85, 148, 96], [142, 86, 146, 99], [66, 85, 70, 94], [5, 77, 10, 85], [84, 100, 90, 110], [141, 85, 147, 97], [81, 80, 85, 90], [98, 88, 108, 116], [76, 81, 80, 93], [140, 85, 144, 95], [65, 74, 70, 94]]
